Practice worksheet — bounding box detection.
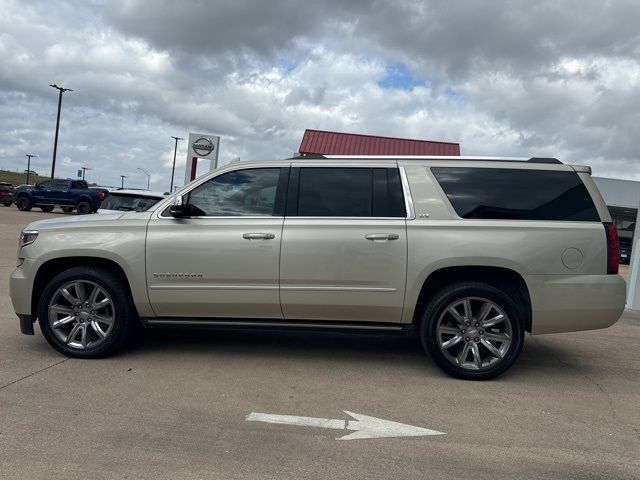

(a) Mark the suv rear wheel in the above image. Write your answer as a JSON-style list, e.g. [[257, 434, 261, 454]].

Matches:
[[76, 201, 92, 215], [38, 267, 136, 358], [420, 281, 524, 380], [16, 196, 32, 211], [61, 206, 74, 213], [1, 201, 12, 207], [40, 205, 54, 212]]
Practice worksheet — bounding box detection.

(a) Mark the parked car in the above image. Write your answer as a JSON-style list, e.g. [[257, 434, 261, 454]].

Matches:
[[13, 179, 105, 214], [97, 189, 167, 214], [0, 181, 14, 206], [10, 156, 626, 380]]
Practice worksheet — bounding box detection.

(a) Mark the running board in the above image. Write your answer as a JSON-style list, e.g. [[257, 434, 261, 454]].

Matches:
[[141, 318, 413, 334]]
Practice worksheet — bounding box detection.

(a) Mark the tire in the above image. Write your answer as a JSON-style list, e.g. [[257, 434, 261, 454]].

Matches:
[[76, 201, 92, 215], [40, 205, 55, 212], [419, 281, 524, 380], [61, 206, 74, 213], [38, 266, 136, 358], [1, 201, 12, 207], [16, 196, 32, 211]]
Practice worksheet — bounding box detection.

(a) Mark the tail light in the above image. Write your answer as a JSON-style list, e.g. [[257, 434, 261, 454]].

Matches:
[[604, 222, 619, 274], [98, 191, 105, 201]]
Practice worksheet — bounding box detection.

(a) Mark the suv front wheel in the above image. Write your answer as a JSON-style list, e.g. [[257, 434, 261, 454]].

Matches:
[[38, 267, 136, 358], [420, 281, 524, 380]]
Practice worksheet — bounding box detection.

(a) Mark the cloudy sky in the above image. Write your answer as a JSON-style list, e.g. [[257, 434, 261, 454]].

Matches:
[[0, 0, 639, 189]]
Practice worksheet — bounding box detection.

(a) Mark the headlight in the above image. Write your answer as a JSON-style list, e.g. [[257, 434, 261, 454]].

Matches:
[[20, 230, 39, 248]]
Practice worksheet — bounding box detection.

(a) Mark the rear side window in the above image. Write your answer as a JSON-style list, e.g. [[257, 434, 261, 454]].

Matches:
[[431, 167, 599, 221], [294, 167, 405, 217]]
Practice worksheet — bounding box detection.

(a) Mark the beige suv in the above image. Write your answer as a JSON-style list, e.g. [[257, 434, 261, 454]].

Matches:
[[10, 156, 626, 379]]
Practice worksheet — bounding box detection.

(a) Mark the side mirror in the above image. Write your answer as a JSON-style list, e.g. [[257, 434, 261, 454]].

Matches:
[[169, 195, 187, 218]]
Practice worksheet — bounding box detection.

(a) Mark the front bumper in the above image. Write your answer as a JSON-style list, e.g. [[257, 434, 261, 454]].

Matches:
[[528, 274, 626, 334], [18, 315, 34, 335], [10, 258, 40, 324]]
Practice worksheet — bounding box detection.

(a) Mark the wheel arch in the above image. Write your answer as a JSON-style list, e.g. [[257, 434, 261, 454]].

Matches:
[[76, 195, 92, 206], [31, 257, 138, 320], [412, 265, 532, 332]]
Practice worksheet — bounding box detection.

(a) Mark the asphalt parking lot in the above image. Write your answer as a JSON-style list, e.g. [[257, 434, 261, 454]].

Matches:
[[1, 206, 639, 479]]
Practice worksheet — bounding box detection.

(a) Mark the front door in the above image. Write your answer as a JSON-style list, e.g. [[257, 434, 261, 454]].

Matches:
[[146, 166, 288, 319], [279, 166, 408, 323]]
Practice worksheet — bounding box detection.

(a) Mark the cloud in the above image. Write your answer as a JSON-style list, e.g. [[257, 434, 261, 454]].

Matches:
[[0, 0, 638, 187]]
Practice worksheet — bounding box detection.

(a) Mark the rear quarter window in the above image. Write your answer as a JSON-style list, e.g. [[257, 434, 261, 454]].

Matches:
[[431, 167, 600, 221]]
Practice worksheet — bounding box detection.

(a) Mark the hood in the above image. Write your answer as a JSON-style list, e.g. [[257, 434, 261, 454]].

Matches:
[[24, 211, 153, 231]]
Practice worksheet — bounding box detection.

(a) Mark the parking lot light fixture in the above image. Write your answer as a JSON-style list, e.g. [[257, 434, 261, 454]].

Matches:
[[49, 84, 73, 179], [137, 168, 151, 190], [120, 175, 127, 189], [25, 155, 37, 185], [170, 136, 184, 192]]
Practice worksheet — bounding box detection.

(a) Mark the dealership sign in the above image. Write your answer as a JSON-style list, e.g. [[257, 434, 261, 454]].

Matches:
[[184, 132, 220, 185], [192, 137, 215, 157]]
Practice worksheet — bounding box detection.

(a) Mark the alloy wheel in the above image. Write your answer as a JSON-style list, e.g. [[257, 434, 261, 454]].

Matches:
[[48, 280, 115, 349], [435, 297, 512, 371]]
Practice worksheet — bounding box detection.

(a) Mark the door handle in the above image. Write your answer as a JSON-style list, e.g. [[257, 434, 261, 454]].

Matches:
[[243, 232, 275, 240], [365, 233, 399, 241]]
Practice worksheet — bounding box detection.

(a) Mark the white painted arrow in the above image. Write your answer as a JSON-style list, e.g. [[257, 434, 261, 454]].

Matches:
[[245, 411, 445, 440]]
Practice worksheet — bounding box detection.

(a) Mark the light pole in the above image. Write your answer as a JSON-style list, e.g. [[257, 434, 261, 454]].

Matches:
[[49, 84, 73, 179], [25, 154, 37, 185], [120, 175, 127, 189], [137, 167, 150, 190], [81, 166, 91, 180], [170, 136, 184, 192]]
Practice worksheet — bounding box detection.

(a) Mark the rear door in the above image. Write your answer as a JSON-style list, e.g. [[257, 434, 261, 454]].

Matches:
[[279, 164, 409, 323]]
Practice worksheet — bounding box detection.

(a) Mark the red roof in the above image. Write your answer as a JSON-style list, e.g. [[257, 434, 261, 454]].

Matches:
[[299, 129, 460, 156]]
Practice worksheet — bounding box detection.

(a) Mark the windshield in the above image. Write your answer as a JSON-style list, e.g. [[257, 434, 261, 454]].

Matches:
[[99, 193, 162, 212]]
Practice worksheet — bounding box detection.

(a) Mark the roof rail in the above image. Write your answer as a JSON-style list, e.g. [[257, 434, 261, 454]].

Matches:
[[288, 154, 327, 159], [286, 154, 563, 165], [527, 157, 562, 164]]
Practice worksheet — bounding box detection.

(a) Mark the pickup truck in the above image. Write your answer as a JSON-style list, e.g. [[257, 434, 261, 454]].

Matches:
[[13, 179, 105, 214]]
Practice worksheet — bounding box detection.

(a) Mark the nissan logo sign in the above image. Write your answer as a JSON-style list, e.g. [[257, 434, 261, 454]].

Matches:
[[192, 137, 214, 157]]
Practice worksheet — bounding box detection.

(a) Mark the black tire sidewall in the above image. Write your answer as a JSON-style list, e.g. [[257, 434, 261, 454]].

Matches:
[[420, 282, 524, 380], [76, 202, 91, 214], [40, 206, 54, 212], [17, 197, 32, 211], [38, 267, 135, 358], [2, 201, 12, 206]]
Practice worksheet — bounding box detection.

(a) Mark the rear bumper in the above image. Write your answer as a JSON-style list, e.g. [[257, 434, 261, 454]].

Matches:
[[528, 274, 626, 334]]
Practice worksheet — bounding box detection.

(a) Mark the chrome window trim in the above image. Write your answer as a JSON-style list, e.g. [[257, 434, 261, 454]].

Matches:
[[399, 166, 416, 220], [157, 163, 414, 221]]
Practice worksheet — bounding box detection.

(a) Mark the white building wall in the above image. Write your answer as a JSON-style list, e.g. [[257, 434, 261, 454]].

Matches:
[[593, 177, 640, 209]]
